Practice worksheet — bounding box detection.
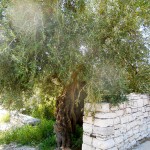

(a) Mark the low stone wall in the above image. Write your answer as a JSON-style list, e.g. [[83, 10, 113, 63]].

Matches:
[[82, 93, 150, 150]]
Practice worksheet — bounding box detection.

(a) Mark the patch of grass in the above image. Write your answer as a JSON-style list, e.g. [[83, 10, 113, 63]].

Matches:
[[38, 135, 56, 150], [0, 132, 5, 144], [0, 119, 55, 146], [0, 119, 83, 150], [0, 112, 10, 123]]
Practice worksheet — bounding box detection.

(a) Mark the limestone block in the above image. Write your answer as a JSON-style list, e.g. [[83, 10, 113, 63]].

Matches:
[[138, 107, 142, 111], [116, 110, 124, 117], [128, 115, 134, 122], [133, 93, 142, 99], [114, 135, 123, 144], [83, 123, 93, 133], [94, 118, 113, 127], [127, 93, 139, 100], [137, 119, 143, 126], [137, 100, 144, 107], [132, 113, 137, 120], [129, 121, 138, 129], [107, 147, 118, 150], [140, 124, 147, 132], [82, 144, 95, 150], [121, 116, 128, 124], [119, 103, 126, 109], [93, 126, 114, 136], [143, 98, 149, 105], [126, 129, 133, 138], [132, 108, 138, 113], [128, 136, 135, 143], [95, 112, 116, 119], [141, 94, 149, 99], [83, 134, 93, 145], [114, 117, 120, 125], [117, 143, 124, 150], [84, 103, 95, 112], [132, 101, 138, 107], [144, 112, 149, 118], [133, 128, 139, 135], [130, 140, 136, 147], [114, 130, 121, 137], [126, 108, 132, 114], [138, 111, 143, 116], [111, 106, 119, 111], [145, 106, 150, 112], [95, 103, 110, 112], [142, 107, 145, 113], [126, 123, 131, 131], [134, 132, 140, 140], [114, 124, 121, 130], [83, 116, 94, 124], [123, 134, 128, 140], [120, 124, 127, 133], [92, 138, 115, 149]]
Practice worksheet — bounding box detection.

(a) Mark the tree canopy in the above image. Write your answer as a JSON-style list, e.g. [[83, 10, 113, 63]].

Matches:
[[0, 0, 150, 108]]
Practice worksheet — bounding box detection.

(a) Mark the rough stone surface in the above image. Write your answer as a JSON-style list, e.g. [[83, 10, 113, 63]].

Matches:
[[11, 112, 40, 126], [82, 94, 150, 150]]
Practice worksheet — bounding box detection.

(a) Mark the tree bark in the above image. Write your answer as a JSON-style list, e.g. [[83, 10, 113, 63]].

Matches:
[[54, 81, 86, 149]]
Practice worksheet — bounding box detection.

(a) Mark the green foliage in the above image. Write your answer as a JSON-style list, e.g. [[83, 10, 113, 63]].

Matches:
[[0, 0, 150, 106], [0, 119, 54, 145], [38, 135, 56, 150]]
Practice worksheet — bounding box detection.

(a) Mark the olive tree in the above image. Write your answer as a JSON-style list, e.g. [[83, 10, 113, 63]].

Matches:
[[0, 0, 150, 149]]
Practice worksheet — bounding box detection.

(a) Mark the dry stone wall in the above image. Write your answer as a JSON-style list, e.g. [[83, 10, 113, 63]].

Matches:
[[82, 93, 150, 150]]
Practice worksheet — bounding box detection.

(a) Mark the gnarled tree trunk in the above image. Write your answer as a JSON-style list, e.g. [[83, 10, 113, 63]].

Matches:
[[54, 81, 86, 149]]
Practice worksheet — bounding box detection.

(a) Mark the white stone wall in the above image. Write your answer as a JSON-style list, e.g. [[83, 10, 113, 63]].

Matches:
[[82, 93, 150, 150]]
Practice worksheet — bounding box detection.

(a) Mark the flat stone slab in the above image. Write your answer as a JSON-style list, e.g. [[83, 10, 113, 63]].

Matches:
[[0, 106, 40, 131], [11, 112, 40, 126]]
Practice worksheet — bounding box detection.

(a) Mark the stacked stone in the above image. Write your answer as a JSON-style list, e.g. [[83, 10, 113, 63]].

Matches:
[[82, 93, 150, 150]]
